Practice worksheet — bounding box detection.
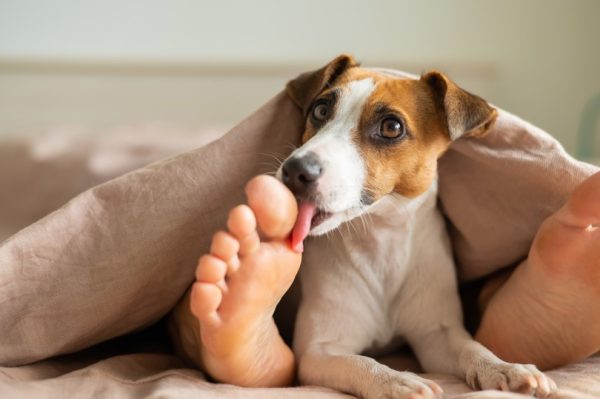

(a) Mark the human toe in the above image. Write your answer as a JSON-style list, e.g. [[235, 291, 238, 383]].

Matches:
[[557, 171, 600, 228], [190, 282, 222, 325], [196, 255, 227, 283], [245, 175, 298, 240], [227, 205, 260, 256]]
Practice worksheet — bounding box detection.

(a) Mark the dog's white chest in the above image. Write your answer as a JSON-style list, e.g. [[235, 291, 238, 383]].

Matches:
[[300, 183, 446, 351], [340, 185, 440, 284], [340, 198, 418, 294]]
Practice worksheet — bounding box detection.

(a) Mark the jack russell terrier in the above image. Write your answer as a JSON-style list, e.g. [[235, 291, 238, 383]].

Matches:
[[277, 55, 555, 398]]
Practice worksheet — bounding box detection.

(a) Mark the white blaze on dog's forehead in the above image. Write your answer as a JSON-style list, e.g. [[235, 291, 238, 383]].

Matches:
[[292, 78, 376, 219], [329, 78, 376, 133], [296, 77, 376, 156]]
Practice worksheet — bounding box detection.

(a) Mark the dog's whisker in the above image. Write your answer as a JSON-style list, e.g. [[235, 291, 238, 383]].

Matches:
[[349, 218, 359, 237], [258, 152, 286, 164], [255, 163, 281, 172], [359, 214, 368, 235], [341, 221, 352, 240], [281, 142, 299, 152], [256, 160, 279, 166]]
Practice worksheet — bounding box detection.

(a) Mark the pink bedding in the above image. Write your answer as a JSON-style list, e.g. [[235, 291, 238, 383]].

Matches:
[[0, 69, 598, 398]]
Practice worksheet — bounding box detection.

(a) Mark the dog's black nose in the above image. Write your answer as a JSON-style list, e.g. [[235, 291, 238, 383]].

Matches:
[[281, 153, 323, 195]]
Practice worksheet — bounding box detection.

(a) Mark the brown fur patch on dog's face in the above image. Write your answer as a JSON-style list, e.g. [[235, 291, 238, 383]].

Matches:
[[300, 68, 453, 202], [352, 74, 453, 200]]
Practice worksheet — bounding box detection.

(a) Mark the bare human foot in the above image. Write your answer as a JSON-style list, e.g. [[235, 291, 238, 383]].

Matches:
[[189, 175, 301, 387], [476, 171, 600, 370]]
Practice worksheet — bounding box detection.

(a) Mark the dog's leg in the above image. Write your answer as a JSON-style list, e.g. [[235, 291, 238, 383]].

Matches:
[[293, 276, 443, 399], [298, 349, 443, 399], [395, 210, 557, 397], [408, 323, 556, 396], [400, 269, 556, 397]]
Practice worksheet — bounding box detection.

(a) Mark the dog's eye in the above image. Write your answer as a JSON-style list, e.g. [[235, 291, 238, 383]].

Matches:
[[379, 118, 405, 139], [311, 102, 331, 122]]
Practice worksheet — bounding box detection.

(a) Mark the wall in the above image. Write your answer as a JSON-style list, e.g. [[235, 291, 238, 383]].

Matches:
[[1, 0, 599, 155]]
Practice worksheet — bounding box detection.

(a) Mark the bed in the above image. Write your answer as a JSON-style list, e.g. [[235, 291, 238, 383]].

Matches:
[[0, 69, 599, 398]]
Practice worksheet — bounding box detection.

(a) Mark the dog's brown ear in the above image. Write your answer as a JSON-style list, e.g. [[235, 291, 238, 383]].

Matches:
[[286, 54, 358, 113], [421, 71, 497, 140]]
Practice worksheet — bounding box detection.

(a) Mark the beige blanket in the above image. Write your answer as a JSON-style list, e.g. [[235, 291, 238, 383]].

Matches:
[[0, 69, 599, 398]]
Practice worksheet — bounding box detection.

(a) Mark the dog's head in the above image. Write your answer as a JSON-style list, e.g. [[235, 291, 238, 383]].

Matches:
[[278, 54, 497, 244]]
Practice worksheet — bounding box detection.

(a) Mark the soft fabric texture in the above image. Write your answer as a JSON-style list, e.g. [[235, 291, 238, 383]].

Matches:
[[0, 124, 225, 243], [0, 68, 598, 398], [0, 93, 298, 366]]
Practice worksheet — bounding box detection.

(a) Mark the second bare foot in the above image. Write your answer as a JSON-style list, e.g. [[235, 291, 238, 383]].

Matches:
[[476, 171, 600, 370]]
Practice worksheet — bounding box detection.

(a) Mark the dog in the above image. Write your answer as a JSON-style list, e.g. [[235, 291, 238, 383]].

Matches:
[[277, 55, 555, 398]]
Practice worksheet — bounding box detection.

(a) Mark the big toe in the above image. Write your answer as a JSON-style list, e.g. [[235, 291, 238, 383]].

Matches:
[[558, 171, 600, 228], [245, 175, 298, 239]]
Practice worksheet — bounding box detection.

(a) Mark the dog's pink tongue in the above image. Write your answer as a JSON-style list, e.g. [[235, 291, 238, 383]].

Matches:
[[290, 202, 317, 253]]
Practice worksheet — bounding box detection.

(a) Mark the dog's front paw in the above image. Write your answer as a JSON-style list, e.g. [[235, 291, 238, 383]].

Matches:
[[368, 371, 443, 399], [466, 362, 556, 397]]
